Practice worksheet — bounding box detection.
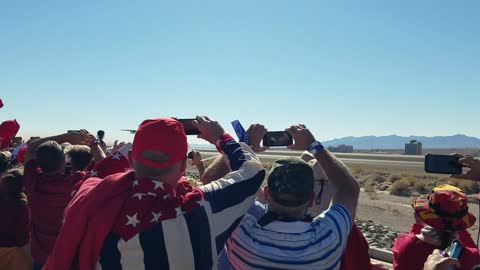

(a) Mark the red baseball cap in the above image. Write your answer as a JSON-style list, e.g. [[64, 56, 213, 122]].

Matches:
[[131, 118, 188, 168]]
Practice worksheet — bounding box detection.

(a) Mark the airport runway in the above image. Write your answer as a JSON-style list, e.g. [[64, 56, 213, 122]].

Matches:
[[196, 149, 425, 172]]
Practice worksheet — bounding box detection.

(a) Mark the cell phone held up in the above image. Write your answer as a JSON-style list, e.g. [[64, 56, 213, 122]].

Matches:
[[176, 118, 201, 136], [263, 131, 293, 147], [424, 154, 462, 175]]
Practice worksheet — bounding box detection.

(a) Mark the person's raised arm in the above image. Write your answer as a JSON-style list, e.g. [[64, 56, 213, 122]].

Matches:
[[191, 116, 265, 252], [191, 150, 206, 180], [286, 124, 360, 219], [24, 129, 95, 164]]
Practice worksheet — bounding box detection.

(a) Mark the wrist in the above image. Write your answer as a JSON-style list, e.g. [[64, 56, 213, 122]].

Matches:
[[215, 133, 235, 152], [89, 140, 99, 147], [309, 141, 325, 155]]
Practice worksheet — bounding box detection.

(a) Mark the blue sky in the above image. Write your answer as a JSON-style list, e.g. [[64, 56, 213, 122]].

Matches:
[[1, 1, 479, 144]]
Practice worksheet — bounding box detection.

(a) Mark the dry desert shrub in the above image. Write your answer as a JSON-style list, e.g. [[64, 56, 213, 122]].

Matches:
[[415, 180, 428, 194], [390, 179, 411, 196], [388, 174, 402, 183]]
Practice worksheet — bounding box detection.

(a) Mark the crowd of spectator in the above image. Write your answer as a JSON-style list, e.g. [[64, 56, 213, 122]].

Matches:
[[1, 104, 480, 269]]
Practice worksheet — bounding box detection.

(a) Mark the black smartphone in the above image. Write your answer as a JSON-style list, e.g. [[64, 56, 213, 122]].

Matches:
[[263, 131, 293, 147], [176, 118, 201, 135], [425, 154, 462, 174], [67, 130, 81, 133]]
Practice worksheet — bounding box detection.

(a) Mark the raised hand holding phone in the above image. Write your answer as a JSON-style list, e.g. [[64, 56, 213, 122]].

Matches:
[[286, 124, 316, 151]]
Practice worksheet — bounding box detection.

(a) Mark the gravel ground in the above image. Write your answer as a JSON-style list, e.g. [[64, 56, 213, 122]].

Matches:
[[356, 218, 401, 249]]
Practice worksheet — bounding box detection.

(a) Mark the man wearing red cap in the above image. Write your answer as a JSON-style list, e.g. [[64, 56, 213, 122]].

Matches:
[[45, 116, 265, 270]]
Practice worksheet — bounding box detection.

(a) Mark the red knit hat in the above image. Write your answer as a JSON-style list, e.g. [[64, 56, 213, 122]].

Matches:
[[131, 118, 188, 168]]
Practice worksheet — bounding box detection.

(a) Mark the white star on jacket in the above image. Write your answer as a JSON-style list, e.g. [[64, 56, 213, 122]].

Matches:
[[90, 171, 98, 177], [132, 193, 146, 200], [151, 211, 162, 223], [133, 180, 139, 187], [152, 180, 164, 190], [126, 213, 140, 227], [112, 152, 122, 160]]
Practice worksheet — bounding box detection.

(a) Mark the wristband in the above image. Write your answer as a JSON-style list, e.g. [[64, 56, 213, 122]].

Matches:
[[309, 141, 325, 155], [215, 133, 235, 153]]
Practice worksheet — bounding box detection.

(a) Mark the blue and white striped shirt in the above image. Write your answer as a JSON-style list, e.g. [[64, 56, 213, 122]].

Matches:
[[225, 203, 353, 270], [99, 141, 265, 270]]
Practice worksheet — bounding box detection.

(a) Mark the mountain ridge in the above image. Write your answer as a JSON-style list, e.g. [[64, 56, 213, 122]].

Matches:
[[322, 134, 480, 149]]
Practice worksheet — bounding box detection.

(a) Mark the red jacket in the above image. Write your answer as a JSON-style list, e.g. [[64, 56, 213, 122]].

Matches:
[[23, 160, 88, 262], [392, 226, 480, 270], [340, 224, 372, 270], [0, 200, 30, 247]]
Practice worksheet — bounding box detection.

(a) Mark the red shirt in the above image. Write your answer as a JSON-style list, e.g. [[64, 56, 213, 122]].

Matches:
[[340, 224, 372, 270], [392, 233, 480, 270], [24, 160, 88, 263], [0, 199, 30, 247]]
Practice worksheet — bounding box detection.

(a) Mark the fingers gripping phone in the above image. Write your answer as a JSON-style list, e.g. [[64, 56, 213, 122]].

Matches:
[[176, 118, 201, 135], [442, 240, 462, 270], [425, 154, 463, 174], [263, 131, 293, 147]]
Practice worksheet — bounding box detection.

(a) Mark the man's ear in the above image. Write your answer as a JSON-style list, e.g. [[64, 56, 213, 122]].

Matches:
[[307, 191, 315, 208]]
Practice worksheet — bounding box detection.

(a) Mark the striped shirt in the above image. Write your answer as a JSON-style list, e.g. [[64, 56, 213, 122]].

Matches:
[[225, 203, 353, 270], [99, 141, 265, 270]]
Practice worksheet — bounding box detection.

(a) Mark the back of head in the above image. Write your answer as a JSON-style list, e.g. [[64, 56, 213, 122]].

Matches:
[[36, 140, 65, 173], [0, 168, 27, 206], [97, 130, 105, 140], [267, 157, 314, 208], [66, 145, 93, 171], [131, 118, 188, 180]]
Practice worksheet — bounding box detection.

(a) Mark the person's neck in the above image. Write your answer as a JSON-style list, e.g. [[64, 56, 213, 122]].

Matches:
[[267, 206, 306, 221]]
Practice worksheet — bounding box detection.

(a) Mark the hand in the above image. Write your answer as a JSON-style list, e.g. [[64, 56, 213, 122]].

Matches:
[[111, 140, 126, 153], [286, 124, 316, 151], [451, 154, 480, 181], [247, 124, 269, 153], [193, 116, 225, 145], [191, 150, 203, 167], [423, 249, 460, 270], [67, 129, 95, 145]]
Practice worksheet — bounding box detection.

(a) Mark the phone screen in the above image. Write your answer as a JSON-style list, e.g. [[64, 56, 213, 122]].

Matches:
[[425, 154, 462, 174], [263, 131, 293, 147], [176, 119, 201, 135]]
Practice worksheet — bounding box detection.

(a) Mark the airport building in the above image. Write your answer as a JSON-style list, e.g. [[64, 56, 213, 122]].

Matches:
[[405, 140, 423, 155]]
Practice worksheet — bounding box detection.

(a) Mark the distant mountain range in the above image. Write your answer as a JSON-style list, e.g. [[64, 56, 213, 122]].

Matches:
[[322, 134, 480, 150]]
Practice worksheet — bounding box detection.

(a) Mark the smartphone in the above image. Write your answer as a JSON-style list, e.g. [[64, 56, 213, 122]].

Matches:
[[67, 130, 81, 133], [442, 240, 462, 270], [425, 154, 462, 174], [263, 131, 293, 147], [176, 118, 201, 135]]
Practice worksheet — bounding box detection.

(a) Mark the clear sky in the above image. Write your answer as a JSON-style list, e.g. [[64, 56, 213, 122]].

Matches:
[[1, 1, 479, 144]]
